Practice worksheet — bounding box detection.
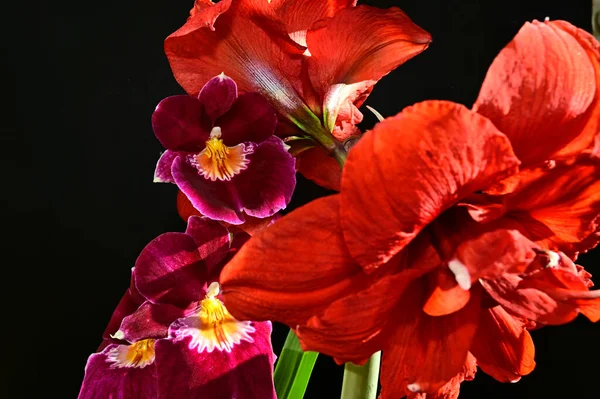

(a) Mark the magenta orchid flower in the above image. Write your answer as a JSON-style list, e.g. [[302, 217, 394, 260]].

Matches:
[[153, 74, 296, 225], [78, 217, 277, 399]]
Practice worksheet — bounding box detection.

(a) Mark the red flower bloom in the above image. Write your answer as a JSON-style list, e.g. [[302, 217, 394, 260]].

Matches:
[[219, 20, 600, 398], [164, 0, 431, 189], [78, 217, 276, 399]]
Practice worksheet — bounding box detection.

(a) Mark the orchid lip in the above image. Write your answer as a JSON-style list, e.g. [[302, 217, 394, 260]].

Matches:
[[188, 126, 254, 182], [170, 282, 255, 353], [106, 339, 156, 369]]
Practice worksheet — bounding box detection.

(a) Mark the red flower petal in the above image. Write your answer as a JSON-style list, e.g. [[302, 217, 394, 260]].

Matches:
[[306, 5, 431, 131], [298, 237, 440, 363], [422, 268, 471, 317], [549, 21, 600, 159], [473, 20, 596, 166], [221, 195, 368, 326], [470, 306, 535, 383], [503, 160, 600, 258], [380, 282, 482, 396], [295, 146, 342, 191], [271, 0, 356, 33], [341, 101, 519, 272]]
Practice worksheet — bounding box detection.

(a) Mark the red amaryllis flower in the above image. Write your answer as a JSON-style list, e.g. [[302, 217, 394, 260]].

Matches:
[[78, 217, 276, 399], [219, 19, 600, 399], [164, 0, 431, 189], [153, 74, 296, 224]]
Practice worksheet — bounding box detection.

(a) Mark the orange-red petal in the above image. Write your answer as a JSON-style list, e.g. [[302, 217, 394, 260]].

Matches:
[[341, 101, 520, 272], [379, 281, 482, 396], [503, 160, 600, 258], [473, 20, 597, 166], [306, 5, 431, 132], [295, 146, 342, 191], [470, 306, 536, 383], [298, 237, 441, 363], [422, 268, 471, 317], [270, 0, 356, 33], [220, 195, 367, 326]]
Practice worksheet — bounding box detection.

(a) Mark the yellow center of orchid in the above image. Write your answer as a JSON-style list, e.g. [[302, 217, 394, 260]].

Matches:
[[194, 282, 255, 352], [106, 339, 156, 369], [191, 126, 251, 181]]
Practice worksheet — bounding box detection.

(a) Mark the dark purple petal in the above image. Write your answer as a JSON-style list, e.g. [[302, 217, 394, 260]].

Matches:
[[198, 74, 239, 121], [172, 156, 246, 225], [117, 301, 187, 342], [154, 150, 190, 183], [78, 346, 157, 399], [134, 232, 207, 307], [233, 136, 296, 218], [185, 216, 232, 277], [217, 92, 278, 146], [152, 95, 211, 151], [155, 321, 276, 399], [101, 273, 146, 344]]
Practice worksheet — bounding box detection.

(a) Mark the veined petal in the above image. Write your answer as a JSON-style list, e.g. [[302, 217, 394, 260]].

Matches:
[[134, 232, 207, 307], [165, 0, 319, 129], [155, 321, 276, 399], [298, 237, 440, 363], [197, 73, 238, 120], [341, 101, 520, 272], [473, 20, 596, 166], [271, 0, 356, 33], [470, 306, 535, 383], [221, 195, 368, 326], [503, 160, 600, 257], [78, 344, 157, 399], [152, 95, 211, 151], [380, 282, 482, 395], [185, 216, 232, 277], [306, 5, 431, 131]]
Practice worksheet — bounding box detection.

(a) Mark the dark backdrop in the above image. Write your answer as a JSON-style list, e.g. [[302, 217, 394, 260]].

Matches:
[[8, 0, 600, 398]]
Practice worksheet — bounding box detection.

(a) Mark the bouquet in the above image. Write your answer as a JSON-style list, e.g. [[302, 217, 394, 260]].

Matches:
[[78, 1, 600, 398]]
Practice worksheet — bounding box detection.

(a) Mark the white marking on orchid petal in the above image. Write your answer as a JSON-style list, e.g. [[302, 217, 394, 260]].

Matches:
[[209, 126, 222, 139], [448, 258, 472, 290], [106, 339, 156, 369], [407, 383, 421, 393], [110, 330, 125, 340], [170, 283, 255, 353], [545, 250, 560, 268]]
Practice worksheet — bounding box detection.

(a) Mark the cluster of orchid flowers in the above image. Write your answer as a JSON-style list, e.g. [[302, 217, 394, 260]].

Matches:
[[78, 1, 600, 398]]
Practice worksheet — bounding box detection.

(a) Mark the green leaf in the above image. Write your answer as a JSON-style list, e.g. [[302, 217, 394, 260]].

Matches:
[[274, 329, 319, 399], [340, 352, 381, 399]]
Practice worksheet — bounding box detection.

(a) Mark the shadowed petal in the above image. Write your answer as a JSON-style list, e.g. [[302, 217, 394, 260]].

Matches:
[[470, 306, 535, 382], [185, 216, 232, 277], [217, 92, 278, 146], [172, 156, 246, 224], [295, 146, 342, 191], [473, 20, 596, 166], [198, 73, 238, 120], [306, 5, 431, 131], [233, 136, 296, 218], [117, 301, 187, 343], [77, 345, 157, 399], [221, 196, 368, 326], [380, 282, 482, 396], [154, 150, 189, 183], [155, 321, 276, 399], [341, 101, 520, 272], [152, 95, 211, 151], [272, 0, 356, 33], [134, 232, 207, 307]]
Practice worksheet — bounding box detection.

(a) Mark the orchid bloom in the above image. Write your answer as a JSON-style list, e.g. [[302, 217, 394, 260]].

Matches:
[[165, 0, 431, 189], [219, 20, 600, 398], [78, 217, 276, 399], [153, 74, 296, 225]]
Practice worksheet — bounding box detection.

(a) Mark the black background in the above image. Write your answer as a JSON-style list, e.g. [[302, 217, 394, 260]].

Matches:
[[8, 0, 600, 398]]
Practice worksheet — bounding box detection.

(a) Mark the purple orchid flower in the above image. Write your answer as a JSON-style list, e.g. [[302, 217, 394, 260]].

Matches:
[[78, 217, 277, 399], [153, 73, 296, 225]]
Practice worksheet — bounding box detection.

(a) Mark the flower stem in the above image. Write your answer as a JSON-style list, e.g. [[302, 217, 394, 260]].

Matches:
[[340, 352, 381, 399], [274, 329, 319, 399]]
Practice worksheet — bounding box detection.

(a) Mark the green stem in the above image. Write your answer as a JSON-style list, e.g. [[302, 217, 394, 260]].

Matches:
[[594, 0, 600, 40], [274, 329, 319, 399], [340, 352, 381, 399]]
